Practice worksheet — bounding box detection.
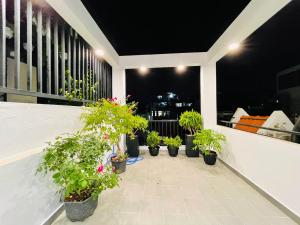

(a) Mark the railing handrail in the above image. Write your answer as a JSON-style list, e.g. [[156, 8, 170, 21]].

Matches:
[[220, 120, 300, 136]]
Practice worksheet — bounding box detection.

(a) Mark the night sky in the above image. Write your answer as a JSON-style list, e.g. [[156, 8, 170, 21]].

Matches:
[[217, 1, 300, 116], [126, 67, 200, 114], [82, 0, 250, 55]]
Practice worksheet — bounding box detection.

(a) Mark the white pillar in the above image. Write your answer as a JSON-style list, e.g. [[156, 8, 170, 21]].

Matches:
[[201, 63, 217, 129], [112, 67, 126, 150], [112, 67, 126, 100]]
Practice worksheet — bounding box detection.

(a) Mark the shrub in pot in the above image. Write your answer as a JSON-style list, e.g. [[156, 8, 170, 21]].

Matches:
[[179, 110, 203, 157], [81, 97, 137, 173], [146, 131, 161, 156], [163, 136, 182, 157], [37, 132, 119, 221], [193, 129, 226, 165], [126, 115, 148, 157]]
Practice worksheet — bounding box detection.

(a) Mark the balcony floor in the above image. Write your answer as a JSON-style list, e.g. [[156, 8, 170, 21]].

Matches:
[[53, 150, 297, 225]]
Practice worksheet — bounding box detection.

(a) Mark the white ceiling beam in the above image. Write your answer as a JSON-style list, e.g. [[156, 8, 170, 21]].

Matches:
[[207, 0, 291, 63], [44, 0, 119, 67], [119, 52, 208, 69]]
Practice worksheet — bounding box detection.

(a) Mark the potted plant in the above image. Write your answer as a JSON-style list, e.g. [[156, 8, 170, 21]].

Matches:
[[163, 136, 182, 157], [193, 129, 226, 165], [179, 110, 203, 157], [126, 115, 148, 157], [81, 97, 137, 174], [146, 131, 161, 156], [37, 132, 119, 221]]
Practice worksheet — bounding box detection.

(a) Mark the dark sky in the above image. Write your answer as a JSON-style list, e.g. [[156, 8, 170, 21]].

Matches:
[[217, 1, 300, 115], [126, 67, 200, 112], [82, 0, 250, 55]]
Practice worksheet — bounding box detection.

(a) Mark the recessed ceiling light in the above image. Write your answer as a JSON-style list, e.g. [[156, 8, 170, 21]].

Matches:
[[228, 42, 241, 51], [176, 65, 187, 74], [138, 66, 149, 75], [95, 49, 104, 57]]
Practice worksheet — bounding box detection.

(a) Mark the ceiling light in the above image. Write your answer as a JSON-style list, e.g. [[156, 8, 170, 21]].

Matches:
[[95, 49, 104, 57], [138, 66, 149, 75], [228, 42, 241, 51], [176, 65, 186, 74]]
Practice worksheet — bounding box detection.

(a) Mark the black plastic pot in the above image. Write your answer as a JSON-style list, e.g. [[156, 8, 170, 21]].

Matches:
[[65, 195, 98, 221], [111, 158, 127, 174], [148, 146, 160, 156], [126, 135, 139, 157], [203, 151, 217, 165], [185, 135, 199, 157], [168, 146, 179, 157]]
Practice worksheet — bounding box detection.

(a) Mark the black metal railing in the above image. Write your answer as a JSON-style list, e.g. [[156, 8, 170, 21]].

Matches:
[[219, 120, 300, 143], [138, 120, 186, 145], [0, 0, 112, 103]]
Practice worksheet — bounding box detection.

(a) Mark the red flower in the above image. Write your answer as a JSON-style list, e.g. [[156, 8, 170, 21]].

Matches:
[[97, 164, 104, 173], [103, 134, 109, 140]]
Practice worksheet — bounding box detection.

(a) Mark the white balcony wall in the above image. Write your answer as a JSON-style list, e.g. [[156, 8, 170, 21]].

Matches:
[[0, 103, 83, 225], [217, 126, 300, 219], [207, 0, 299, 220]]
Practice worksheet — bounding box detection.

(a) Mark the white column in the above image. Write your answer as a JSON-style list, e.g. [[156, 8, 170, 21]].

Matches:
[[112, 67, 126, 100], [201, 63, 217, 129], [112, 67, 126, 150]]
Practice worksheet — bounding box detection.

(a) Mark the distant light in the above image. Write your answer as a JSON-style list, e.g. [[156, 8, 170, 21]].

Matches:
[[176, 65, 186, 74], [138, 66, 149, 75], [228, 43, 241, 52], [95, 49, 104, 57]]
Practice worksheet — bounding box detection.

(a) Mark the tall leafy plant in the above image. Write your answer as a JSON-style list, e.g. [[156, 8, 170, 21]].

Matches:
[[81, 97, 137, 155], [179, 110, 203, 135], [193, 129, 226, 156], [37, 132, 119, 201]]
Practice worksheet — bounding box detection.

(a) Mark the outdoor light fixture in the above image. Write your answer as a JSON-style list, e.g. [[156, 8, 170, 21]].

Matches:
[[176, 65, 187, 74], [138, 66, 149, 75], [228, 42, 241, 52], [95, 49, 104, 57]]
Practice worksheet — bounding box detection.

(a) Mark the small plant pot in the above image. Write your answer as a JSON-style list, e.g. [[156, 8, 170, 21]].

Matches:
[[126, 135, 139, 157], [168, 146, 179, 157], [203, 151, 217, 165], [185, 135, 199, 157], [111, 157, 127, 174], [64, 195, 98, 222], [149, 146, 160, 156]]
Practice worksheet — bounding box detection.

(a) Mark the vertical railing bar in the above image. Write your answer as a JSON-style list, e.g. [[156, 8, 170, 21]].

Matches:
[[14, 0, 20, 89], [54, 20, 58, 95], [93, 55, 96, 101], [37, 9, 42, 92], [60, 24, 65, 95], [46, 14, 51, 94], [82, 44, 85, 99], [103, 64, 107, 98], [67, 28, 71, 92], [98, 60, 100, 99], [86, 48, 89, 100], [78, 40, 81, 96], [89, 49, 91, 100], [73, 31, 76, 92], [95, 58, 98, 101], [85, 48, 87, 99], [91, 52, 94, 100], [0, 0, 6, 87], [26, 0, 32, 91], [100, 61, 102, 99]]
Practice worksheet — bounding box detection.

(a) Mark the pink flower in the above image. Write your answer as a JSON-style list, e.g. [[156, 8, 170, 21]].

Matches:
[[97, 164, 104, 173], [103, 134, 109, 140]]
